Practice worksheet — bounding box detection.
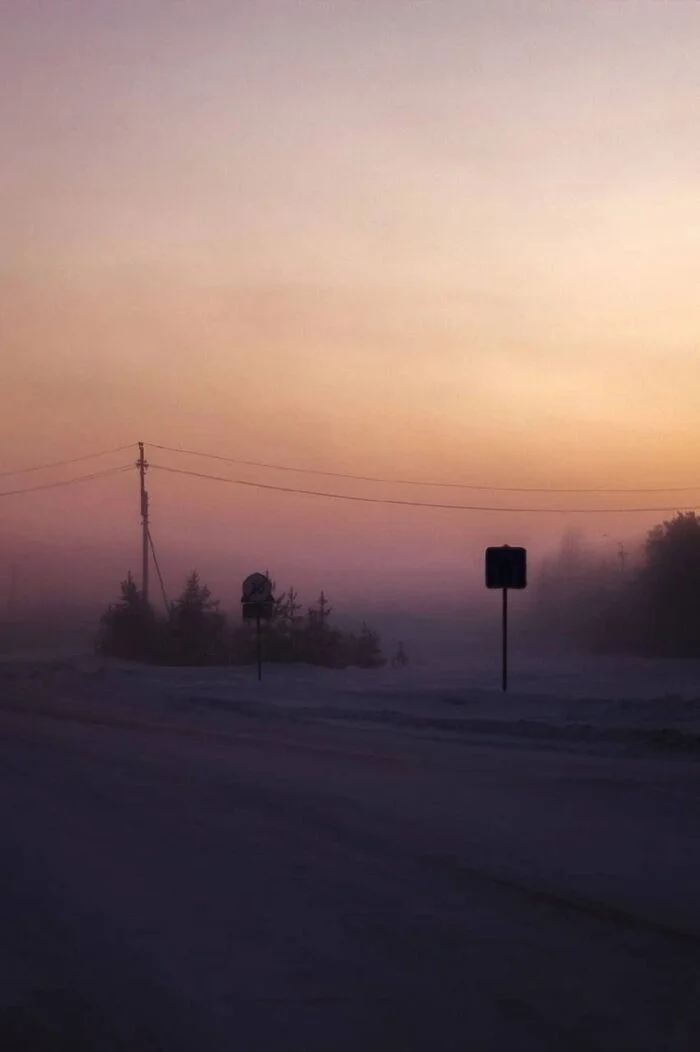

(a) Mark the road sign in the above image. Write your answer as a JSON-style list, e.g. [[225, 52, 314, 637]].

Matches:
[[242, 572, 272, 603], [242, 601, 274, 621], [485, 546, 527, 692], [485, 546, 527, 590], [241, 574, 274, 681]]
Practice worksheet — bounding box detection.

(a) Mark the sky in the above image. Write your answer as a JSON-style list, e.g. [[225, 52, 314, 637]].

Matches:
[[1, 0, 699, 615]]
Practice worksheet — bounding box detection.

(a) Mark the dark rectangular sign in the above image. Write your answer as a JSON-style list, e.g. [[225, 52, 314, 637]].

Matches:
[[485, 546, 527, 590], [242, 601, 274, 621]]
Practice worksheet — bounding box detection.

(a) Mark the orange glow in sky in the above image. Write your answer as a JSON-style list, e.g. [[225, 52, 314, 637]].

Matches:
[[2, 1, 699, 610]]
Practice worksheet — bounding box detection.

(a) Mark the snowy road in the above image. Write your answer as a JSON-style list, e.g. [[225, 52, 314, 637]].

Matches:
[[1, 699, 699, 1050]]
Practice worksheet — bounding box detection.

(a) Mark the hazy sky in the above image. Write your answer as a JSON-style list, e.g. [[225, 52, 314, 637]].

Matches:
[[1, 1, 699, 610]]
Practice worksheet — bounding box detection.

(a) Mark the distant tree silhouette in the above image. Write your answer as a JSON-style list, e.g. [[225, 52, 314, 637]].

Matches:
[[305, 590, 331, 629], [97, 573, 385, 669], [302, 591, 328, 663], [264, 585, 304, 661], [164, 571, 228, 665], [97, 572, 156, 660], [587, 512, 700, 657], [391, 640, 409, 668], [638, 512, 700, 656], [531, 531, 608, 643], [253, 586, 385, 668], [285, 586, 304, 625], [355, 621, 385, 668]]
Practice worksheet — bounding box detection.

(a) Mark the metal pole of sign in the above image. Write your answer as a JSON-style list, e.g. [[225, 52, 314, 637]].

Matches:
[[256, 609, 263, 682], [502, 586, 508, 693]]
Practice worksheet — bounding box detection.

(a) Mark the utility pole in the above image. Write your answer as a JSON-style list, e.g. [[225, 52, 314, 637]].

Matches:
[[7, 562, 18, 622], [137, 442, 149, 605]]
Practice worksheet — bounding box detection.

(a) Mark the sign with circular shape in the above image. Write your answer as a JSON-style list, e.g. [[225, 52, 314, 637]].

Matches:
[[242, 572, 272, 603]]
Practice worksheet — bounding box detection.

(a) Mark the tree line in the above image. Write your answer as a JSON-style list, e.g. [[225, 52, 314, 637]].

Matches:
[[533, 512, 700, 658], [97, 572, 385, 669]]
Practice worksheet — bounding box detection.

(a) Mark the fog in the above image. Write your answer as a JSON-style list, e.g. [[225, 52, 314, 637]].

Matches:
[[0, 524, 647, 669]]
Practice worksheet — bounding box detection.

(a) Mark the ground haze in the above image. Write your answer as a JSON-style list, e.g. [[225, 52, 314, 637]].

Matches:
[[1, 657, 699, 1050]]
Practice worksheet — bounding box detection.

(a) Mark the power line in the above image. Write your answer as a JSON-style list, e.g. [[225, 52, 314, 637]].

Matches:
[[0, 465, 133, 499], [150, 463, 699, 515], [147, 527, 169, 613], [0, 444, 136, 478], [149, 442, 700, 495]]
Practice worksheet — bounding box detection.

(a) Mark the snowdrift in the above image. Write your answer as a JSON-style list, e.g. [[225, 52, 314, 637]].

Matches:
[[2, 651, 700, 753]]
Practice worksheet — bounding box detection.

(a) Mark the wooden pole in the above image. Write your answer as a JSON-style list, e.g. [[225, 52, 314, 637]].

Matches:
[[256, 609, 262, 682], [502, 586, 508, 693], [137, 442, 149, 605]]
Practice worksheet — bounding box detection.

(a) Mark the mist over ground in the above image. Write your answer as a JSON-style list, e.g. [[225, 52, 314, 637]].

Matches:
[[3, 2, 700, 1047], [0, 525, 652, 668]]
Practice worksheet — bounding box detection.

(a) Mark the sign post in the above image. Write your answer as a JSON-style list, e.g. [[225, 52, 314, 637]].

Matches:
[[502, 584, 508, 693], [255, 607, 263, 682], [485, 546, 527, 692], [241, 573, 274, 681]]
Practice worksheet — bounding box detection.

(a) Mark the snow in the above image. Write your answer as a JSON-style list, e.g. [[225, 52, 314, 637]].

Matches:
[[14, 647, 696, 745], [1, 653, 700, 1049]]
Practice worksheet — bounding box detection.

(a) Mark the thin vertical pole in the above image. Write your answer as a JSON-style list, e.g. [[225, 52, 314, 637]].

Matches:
[[256, 610, 262, 681], [137, 442, 149, 605], [502, 587, 508, 693], [8, 562, 18, 621]]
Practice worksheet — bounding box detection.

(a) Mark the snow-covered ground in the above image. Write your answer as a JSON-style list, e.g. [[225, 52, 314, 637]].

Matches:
[[1, 655, 699, 1049], [7, 647, 697, 749]]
